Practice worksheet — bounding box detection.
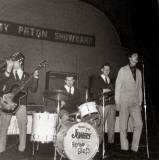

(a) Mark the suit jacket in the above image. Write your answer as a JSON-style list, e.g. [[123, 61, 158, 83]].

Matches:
[[0, 71, 38, 106], [89, 75, 115, 105], [61, 86, 81, 114], [115, 64, 142, 106]]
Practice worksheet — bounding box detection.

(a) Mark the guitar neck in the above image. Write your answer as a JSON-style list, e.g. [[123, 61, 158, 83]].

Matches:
[[12, 74, 34, 96], [11, 60, 46, 97]]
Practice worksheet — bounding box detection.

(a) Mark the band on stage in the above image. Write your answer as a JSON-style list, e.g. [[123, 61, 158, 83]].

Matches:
[[0, 51, 143, 159]]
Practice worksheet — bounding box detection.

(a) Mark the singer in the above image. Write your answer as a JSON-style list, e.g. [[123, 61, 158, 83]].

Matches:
[[115, 51, 143, 153]]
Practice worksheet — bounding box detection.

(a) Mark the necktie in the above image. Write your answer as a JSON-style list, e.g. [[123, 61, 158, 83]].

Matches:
[[15, 71, 19, 80], [105, 77, 109, 84], [68, 87, 71, 94]]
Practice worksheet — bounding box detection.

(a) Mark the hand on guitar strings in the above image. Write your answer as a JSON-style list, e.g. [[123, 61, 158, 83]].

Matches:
[[33, 70, 39, 79]]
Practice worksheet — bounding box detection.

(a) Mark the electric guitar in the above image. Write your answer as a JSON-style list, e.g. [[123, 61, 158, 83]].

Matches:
[[0, 60, 47, 114]]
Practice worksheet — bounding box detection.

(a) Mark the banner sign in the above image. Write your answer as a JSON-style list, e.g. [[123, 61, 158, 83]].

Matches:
[[0, 20, 95, 47]]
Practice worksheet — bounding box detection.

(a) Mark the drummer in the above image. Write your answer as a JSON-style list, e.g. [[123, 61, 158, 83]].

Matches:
[[60, 75, 81, 123]]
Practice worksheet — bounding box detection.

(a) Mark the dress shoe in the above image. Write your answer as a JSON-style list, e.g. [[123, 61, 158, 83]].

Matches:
[[107, 143, 115, 149], [120, 149, 130, 155], [16, 150, 26, 159], [0, 151, 5, 158], [130, 150, 140, 158]]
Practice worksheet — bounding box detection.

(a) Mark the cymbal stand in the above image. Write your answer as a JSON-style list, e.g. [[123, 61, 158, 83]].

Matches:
[[53, 97, 61, 160]]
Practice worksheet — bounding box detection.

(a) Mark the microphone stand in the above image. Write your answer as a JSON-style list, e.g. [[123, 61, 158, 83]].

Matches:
[[142, 61, 150, 159], [102, 92, 107, 159]]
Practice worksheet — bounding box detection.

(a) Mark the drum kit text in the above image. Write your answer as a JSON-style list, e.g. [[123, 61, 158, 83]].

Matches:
[[72, 142, 90, 155], [72, 129, 91, 139]]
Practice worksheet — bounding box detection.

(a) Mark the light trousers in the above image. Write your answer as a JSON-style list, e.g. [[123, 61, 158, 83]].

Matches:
[[98, 104, 116, 143], [119, 104, 143, 152], [0, 105, 27, 152]]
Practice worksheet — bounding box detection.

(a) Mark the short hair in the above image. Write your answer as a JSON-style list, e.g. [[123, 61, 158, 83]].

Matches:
[[11, 52, 25, 63], [65, 74, 75, 79], [125, 48, 139, 58], [127, 52, 138, 58], [101, 62, 111, 69]]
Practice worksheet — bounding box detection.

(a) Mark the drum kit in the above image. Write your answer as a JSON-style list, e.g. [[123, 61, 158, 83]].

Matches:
[[30, 89, 104, 160]]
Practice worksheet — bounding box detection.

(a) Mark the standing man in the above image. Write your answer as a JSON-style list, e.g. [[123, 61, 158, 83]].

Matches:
[[0, 52, 39, 154], [115, 52, 143, 153], [60, 75, 81, 122], [90, 63, 116, 147]]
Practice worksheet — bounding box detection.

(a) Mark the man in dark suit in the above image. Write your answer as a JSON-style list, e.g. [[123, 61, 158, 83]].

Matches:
[[0, 52, 39, 154], [90, 62, 116, 147], [60, 75, 81, 122]]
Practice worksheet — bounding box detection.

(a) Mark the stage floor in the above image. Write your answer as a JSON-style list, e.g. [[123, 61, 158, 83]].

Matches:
[[1, 134, 159, 160]]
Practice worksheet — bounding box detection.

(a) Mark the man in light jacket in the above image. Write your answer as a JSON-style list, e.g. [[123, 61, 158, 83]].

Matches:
[[115, 51, 143, 153]]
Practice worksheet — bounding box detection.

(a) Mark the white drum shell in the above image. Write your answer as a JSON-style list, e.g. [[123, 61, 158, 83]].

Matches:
[[78, 102, 98, 117], [56, 122, 99, 160], [31, 113, 58, 143]]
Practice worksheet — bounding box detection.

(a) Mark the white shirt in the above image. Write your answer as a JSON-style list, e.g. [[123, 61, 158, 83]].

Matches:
[[64, 85, 75, 95], [13, 68, 24, 80], [101, 74, 110, 84]]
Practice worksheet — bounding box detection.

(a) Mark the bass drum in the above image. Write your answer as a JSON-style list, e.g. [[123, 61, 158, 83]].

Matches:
[[56, 122, 99, 160]]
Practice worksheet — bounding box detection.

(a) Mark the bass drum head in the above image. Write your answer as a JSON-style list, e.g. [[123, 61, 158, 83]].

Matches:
[[63, 122, 99, 160]]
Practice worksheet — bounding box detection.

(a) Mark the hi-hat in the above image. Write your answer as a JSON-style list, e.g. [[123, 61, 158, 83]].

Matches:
[[43, 89, 73, 101]]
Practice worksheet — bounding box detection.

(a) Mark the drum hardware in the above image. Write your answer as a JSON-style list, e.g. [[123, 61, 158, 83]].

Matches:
[[56, 122, 99, 160], [68, 112, 80, 122], [31, 112, 58, 156], [43, 89, 74, 160], [79, 102, 102, 145], [43, 89, 73, 102], [78, 102, 98, 118], [31, 91, 101, 160]]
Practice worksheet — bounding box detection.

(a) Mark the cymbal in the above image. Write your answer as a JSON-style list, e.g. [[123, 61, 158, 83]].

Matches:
[[43, 89, 73, 101]]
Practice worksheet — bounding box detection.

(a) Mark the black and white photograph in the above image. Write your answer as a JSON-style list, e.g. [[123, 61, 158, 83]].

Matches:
[[0, 0, 158, 159]]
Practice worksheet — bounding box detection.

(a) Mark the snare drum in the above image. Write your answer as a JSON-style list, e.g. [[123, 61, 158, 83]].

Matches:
[[56, 122, 99, 160], [78, 102, 98, 118], [31, 112, 58, 143]]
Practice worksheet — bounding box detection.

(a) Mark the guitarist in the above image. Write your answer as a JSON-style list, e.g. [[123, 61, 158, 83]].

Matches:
[[89, 62, 116, 149], [0, 52, 39, 154]]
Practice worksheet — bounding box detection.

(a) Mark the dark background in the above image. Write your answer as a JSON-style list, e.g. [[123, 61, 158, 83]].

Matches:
[[83, 0, 159, 133]]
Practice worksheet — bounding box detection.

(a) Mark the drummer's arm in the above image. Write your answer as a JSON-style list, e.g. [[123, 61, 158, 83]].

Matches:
[[61, 100, 66, 108]]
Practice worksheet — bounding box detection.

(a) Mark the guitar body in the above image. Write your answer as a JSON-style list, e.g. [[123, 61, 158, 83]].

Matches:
[[0, 60, 46, 114], [0, 84, 27, 114]]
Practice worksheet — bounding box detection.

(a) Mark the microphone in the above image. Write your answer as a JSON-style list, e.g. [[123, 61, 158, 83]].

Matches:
[[138, 55, 144, 63], [82, 86, 88, 102], [138, 58, 144, 63], [85, 89, 88, 102]]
